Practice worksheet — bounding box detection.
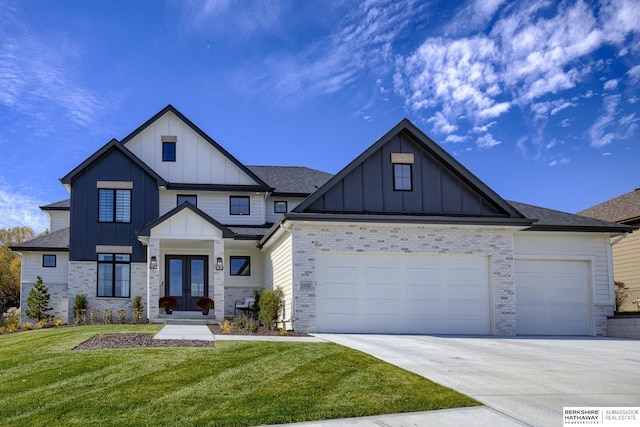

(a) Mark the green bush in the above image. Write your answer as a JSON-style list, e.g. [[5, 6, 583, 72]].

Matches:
[[74, 294, 88, 325], [233, 315, 258, 332], [258, 287, 284, 329], [24, 276, 53, 322], [132, 295, 144, 324], [2, 307, 20, 329]]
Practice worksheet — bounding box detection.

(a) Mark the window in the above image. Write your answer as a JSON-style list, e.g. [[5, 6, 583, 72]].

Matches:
[[97, 253, 131, 297], [99, 189, 131, 223], [230, 196, 250, 215], [177, 194, 197, 207], [43, 254, 56, 268], [230, 256, 250, 276], [274, 201, 287, 214], [162, 142, 176, 162], [393, 164, 412, 191]]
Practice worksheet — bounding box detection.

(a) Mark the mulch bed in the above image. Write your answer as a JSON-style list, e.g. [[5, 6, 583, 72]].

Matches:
[[73, 333, 215, 350], [208, 324, 309, 337]]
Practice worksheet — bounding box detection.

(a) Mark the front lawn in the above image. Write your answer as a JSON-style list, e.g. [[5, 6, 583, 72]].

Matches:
[[0, 325, 478, 426]]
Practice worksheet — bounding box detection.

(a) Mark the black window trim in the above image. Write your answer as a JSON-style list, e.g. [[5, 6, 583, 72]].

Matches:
[[177, 194, 197, 207], [42, 254, 57, 268], [97, 253, 131, 298], [229, 196, 250, 215], [162, 141, 176, 162], [274, 200, 288, 214], [98, 189, 132, 224], [230, 255, 251, 277], [393, 163, 413, 191]]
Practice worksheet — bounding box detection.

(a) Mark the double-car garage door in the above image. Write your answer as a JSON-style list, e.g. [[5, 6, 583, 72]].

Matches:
[[315, 252, 491, 334]]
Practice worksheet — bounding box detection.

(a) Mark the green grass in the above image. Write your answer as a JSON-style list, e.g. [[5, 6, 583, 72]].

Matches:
[[0, 325, 479, 426]]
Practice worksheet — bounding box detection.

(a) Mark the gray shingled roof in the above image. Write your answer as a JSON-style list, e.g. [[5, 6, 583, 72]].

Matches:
[[40, 199, 70, 210], [227, 225, 273, 238], [577, 188, 640, 224], [509, 201, 634, 232], [247, 166, 332, 195], [10, 228, 70, 251]]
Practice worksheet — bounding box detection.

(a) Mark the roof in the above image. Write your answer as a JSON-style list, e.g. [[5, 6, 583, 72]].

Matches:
[[40, 199, 70, 211], [60, 139, 167, 186], [247, 166, 333, 196], [227, 225, 273, 240], [137, 202, 234, 238], [10, 228, 70, 252], [577, 188, 640, 224], [120, 104, 270, 189], [509, 201, 635, 233]]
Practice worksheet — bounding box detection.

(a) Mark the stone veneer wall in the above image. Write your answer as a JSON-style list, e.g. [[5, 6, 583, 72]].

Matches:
[[20, 282, 69, 325], [594, 304, 615, 337], [68, 261, 147, 324], [290, 222, 516, 335]]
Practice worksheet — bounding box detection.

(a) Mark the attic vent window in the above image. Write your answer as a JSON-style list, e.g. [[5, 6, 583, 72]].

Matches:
[[393, 164, 412, 191], [162, 136, 177, 162]]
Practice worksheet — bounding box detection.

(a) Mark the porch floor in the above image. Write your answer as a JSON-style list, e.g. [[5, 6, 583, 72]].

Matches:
[[158, 311, 217, 325]]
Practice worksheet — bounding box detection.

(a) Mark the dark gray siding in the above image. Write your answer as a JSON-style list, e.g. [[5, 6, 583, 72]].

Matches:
[[69, 148, 159, 262], [306, 130, 505, 216]]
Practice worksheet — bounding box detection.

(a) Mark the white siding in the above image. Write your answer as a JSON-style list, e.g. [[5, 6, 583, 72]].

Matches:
[[265, 197, 305, 223], [123, 112, 257, 185], [47, 211, 69, 233], [151, 209, 223, 239], [262, 232, 293, 327], [159, 190, 265, 225], [21, 252, 69, 284], [225, 247, 263, 289]]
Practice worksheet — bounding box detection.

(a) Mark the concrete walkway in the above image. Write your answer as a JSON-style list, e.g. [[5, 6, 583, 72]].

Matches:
[[153, 324, 325, 343]]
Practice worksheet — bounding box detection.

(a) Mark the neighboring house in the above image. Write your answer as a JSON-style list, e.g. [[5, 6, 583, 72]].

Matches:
[[579, 190, 640, 312], [12, 105, 632, 336]]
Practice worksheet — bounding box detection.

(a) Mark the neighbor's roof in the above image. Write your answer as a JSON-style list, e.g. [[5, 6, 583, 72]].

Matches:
[[509, 201, 635, 233], [40, 199, 70, 211], [10, 228, 70, 252], [577, 188, 640, 224], [247, 166, 332, 196]]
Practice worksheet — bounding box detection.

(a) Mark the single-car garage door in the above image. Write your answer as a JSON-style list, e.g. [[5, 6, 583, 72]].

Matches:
[[515, 259, 591, 335], [315, 252, 491, 334]]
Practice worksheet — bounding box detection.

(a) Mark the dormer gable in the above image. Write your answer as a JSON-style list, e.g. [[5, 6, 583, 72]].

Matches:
[[294, 119, 526, 221], [120, 105, 269, 188]]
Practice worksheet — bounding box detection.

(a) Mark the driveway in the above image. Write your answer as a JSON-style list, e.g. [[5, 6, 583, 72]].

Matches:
[[315, 334, 640, 426]]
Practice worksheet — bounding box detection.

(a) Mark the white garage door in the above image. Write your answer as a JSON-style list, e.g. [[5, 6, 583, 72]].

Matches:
[[315, 253, 491, 334], [515, 259, 591, 335]]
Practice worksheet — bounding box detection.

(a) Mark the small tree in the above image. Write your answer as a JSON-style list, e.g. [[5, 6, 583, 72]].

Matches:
[[258, 287, 284, 329], [24, 276, 53, 322], [74, 294, 88, 325], [615, 281, 629, 311]]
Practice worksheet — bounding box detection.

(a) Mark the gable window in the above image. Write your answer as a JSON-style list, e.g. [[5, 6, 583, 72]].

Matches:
[[393, 164, 412, 191], [99, 189, 131, 223], [230, 256, 250, 276], [177, 194, 197, 207], [162, 142, 176, 162], [230, 196, 250, 215], [43, 254, 56, 268], [97, 253, 131, 298], [274, 201, 287, 214]]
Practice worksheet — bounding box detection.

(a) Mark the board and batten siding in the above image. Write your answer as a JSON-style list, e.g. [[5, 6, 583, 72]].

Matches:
[[47, 211, 69, 233], [611, 232, 640, 311], [513, 232, 613, 304], [262, 232, 293, 328], [159, 191, 265, 225], [123, 112, 257, 186]]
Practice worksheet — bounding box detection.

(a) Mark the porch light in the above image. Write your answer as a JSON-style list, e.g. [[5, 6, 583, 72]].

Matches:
[[150, 256, 158, 269], [216, 257, 224, 271]]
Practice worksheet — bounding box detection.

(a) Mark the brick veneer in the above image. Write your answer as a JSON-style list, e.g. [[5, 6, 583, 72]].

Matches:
[[290, 222, 516, 335], [20, 282, 69, 325]]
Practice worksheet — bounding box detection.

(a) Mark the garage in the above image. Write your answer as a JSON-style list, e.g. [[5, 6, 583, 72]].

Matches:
[[315, 252, 491, 334], [515, 259, 591, 335]]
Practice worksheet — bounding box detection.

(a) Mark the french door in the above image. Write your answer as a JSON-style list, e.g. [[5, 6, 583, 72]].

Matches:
[[165, 255, 208, 311]]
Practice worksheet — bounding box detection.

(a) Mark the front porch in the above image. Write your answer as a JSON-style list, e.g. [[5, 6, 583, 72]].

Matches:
[[158, 310, 218, 325]]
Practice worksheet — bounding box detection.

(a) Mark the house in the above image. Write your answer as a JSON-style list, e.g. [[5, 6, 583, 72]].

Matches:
[[579, 190, 640, 312], [12, 105, 632, 336]]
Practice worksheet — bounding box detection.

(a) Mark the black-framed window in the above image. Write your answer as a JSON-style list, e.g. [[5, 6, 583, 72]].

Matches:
[[393, 164, 412, 191], [162, 142, 176, 162], [97, 253, 131, 298], [99, 189, 131, 223], [177, 194, 197, 207], [43, 254, 56, 268], [274, 201, 287, 214], [230, 256, 250, 276], [230, 196, 250, 215]]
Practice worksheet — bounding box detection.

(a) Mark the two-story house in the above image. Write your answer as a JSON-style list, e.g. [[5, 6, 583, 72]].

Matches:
[[13, 105, 632, 335]]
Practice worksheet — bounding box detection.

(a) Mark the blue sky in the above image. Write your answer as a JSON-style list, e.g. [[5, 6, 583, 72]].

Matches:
[[1, 0, 639, 233]]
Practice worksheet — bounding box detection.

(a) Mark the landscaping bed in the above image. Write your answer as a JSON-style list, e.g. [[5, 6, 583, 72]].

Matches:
[[73, 333, 215, 350]]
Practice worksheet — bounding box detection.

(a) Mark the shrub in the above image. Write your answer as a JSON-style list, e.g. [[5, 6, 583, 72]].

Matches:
[[116, 309, 127, 324], [89, 309, 100, 324], [233, 315, 258, 333], [22, 322, 33, 330], [258, 287, 284, 329], [220, 320, 233, 334], [7, 324, 17, 333], [102, 308, 113, 324], [24, 276, 53, 322], [0, 326, 5, 334], [159, 296, 178, 311], [195, 297, 214, 310], [2, 307, 20, 329], [35, 319, 48, 329], [615, 281, 629, 311], [132, 296, 144, 323], [74, 294, 88, 324], [75, 309, 87, 325], [53, 318, 64, 327]]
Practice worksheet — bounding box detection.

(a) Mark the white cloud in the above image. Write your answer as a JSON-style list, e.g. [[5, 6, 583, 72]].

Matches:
[[445, 134, 468, 143], [603, 79, 618, 90], [602, 152, 612, 156], [628, 64, 640, 81], [560, 118, 571, 127], [427, 111, 458, 134], [548, 157, 570, 167], [0, 179, 48, 233], [589, 95, 620, 147], [476, 133, 501, 148]]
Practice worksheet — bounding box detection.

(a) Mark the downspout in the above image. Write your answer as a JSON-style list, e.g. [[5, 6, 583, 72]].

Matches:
[[610, 232, 629, 247]]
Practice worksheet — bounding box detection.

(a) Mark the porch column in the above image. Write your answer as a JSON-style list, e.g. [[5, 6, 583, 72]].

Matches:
[[213, 239, 225, 321], [147, 237, 160, 322]]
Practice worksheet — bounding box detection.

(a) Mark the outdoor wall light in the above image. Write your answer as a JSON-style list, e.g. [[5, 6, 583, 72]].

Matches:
[[216, 257, 224, 271], [150, 256, 158, 269]]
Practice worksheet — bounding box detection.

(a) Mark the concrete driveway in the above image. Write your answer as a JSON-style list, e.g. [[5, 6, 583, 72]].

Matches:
[[315, 334, 640, 426]]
